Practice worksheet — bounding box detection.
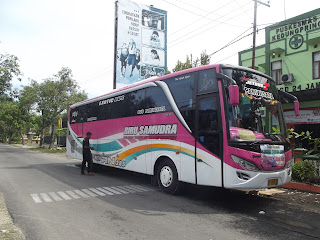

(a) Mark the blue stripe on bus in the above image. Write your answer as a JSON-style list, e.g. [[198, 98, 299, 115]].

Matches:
[[91, 141, 123, 152]]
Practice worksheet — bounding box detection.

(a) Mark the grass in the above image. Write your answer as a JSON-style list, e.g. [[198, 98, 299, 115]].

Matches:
[[28, 147, 66, 153]]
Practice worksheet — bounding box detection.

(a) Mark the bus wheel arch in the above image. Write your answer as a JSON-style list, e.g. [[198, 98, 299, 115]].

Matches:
[[154, 156, 180, 195]]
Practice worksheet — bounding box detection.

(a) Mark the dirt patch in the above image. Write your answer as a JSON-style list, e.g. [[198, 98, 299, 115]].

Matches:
[[263, 188, 320, 213]]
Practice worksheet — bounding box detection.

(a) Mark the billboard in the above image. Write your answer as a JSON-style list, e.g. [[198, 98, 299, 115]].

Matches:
[[114, 0, 167, 88]]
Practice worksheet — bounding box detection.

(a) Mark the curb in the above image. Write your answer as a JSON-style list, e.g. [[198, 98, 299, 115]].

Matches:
[[281, 182, 320, 194], [0, 193, 26, 240]]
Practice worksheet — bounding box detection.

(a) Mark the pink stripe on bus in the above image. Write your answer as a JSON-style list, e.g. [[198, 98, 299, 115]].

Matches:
[[117, 138, 130, 147]]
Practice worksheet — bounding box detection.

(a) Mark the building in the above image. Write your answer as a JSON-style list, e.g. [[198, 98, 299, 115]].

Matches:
[[238, 8, 320, 142]]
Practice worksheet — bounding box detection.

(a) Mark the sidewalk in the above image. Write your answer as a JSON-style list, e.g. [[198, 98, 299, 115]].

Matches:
[[0, 193, 26, 240], [10, 143, 39, 149]]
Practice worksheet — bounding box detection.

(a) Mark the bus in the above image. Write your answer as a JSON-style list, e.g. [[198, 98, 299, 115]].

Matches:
[[67, 64, 299, 194]]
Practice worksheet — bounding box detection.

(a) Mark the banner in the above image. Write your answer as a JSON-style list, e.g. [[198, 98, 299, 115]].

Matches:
[[114, 0, 167, 88], [284, 108, 320, 124]]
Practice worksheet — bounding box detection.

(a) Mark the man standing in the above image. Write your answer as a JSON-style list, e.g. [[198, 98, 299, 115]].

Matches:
[[118, 43, 129, 77], [81, 132, 95, 176]]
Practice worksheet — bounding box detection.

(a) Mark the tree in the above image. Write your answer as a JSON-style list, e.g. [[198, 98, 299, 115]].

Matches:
[[200, 50, 211, 66], [20, 67, 87, 148], [172, 50, 211, 72], [0, 54, 22, 99], [0, 100, 28, 144]]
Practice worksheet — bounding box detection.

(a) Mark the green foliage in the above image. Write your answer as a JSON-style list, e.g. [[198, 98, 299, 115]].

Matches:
[[0, 54, 22, 98], [292, 160, 317, 182], [288, 128, 320, 155], [0, 100, 28, 143], [272, 126, 280, 134], [19, 67, 87, 147], [172, 50, 210, 72]]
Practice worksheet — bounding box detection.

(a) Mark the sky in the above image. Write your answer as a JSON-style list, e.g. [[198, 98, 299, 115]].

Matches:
[[1, 0, 320, 99]]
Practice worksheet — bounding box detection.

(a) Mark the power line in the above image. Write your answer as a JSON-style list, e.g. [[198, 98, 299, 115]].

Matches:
[[172, 0, 211, 14], [216, 52, 239, 63], [77, 64, 113, 84], [168, 0, 253, 45], [208, 27, 253, 58], [160, 0, 237, 22], [168, 1, 254, 48], [168, 0, 242, 37]]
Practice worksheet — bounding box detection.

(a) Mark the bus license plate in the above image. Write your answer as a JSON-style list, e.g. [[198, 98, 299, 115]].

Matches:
[[268, 179, 278, 186]]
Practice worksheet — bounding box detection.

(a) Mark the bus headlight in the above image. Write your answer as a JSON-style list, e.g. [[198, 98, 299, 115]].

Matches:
[[285, 158, 294, 169], [231, 155, 259, 171]]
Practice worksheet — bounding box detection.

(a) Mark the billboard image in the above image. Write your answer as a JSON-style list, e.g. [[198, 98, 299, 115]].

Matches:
[[114, 0, 167, 88]]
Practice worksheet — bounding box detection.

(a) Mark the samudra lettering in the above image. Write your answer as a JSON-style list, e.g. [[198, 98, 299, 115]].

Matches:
[[244, 87, 274, 100], [124, 124, 177, 136]]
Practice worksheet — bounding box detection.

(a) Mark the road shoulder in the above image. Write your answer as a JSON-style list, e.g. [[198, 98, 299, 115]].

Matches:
[[0, 193, 26, 240]]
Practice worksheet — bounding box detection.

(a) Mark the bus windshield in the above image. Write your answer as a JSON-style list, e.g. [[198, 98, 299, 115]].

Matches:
[[223, 68, 287, 143]]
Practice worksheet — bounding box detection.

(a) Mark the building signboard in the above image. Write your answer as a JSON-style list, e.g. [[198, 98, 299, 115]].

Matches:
[[284, 108, 320, 124]]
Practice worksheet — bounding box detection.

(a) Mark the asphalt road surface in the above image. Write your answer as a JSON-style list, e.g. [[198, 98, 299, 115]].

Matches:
[[0, 144, 319, 240]]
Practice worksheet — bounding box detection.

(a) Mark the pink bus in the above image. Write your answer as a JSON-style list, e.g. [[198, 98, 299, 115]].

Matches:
[[67, 64, 299, 194]]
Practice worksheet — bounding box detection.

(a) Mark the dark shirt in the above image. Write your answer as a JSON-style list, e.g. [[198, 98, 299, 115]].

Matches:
[[83, 137, 91, 156]]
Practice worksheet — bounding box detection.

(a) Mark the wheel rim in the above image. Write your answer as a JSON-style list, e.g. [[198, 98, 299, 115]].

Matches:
[[160, 165, 173, 187]]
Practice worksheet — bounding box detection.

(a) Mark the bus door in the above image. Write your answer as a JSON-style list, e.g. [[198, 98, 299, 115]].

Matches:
[[195, 93, 222, 186]]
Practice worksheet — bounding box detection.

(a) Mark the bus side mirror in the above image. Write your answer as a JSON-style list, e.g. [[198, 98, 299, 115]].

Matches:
[[294, 100, 299, 116], [229, 85, 239, 106]]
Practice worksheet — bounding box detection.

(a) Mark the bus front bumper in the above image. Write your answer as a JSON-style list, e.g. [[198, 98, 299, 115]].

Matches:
[[223, 163, 292, 190]]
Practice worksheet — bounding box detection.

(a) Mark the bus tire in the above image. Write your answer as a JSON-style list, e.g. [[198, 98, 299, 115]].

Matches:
[[156, 158, 180, 195]]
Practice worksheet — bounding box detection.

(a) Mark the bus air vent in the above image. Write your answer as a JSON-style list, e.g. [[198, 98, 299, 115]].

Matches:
[[237, 172, 251, 180]]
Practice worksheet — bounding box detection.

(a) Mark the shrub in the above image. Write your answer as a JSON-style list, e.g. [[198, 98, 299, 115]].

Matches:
[[292, 160, 317, 182]]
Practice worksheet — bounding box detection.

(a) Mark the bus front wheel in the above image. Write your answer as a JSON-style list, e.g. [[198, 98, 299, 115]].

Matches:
[[156, 158, 180, 195]]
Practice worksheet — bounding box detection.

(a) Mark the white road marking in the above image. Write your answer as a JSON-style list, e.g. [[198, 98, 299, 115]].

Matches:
[[103, 187, 122, 194], [40, 193, 52, 202], [57, 191, 72, 200], [117, 186, 136, 193], [133, 185, 154, 191], [89, 188, 106, 196], [31, 194, 42, 203], [111, 186, 129, 194], [74, 190, 90, 198], [124, 185, 144, 192], [49, 192, 63, 201], [129, 185, 149, 192], [66, 190, 81, 199], [81, 189, 98, 197], [31, 185, 154, 204], [65, 164, 78, 168], [96, 188, 114, 195]]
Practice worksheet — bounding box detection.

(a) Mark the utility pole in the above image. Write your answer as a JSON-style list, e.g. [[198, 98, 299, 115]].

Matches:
[[252, 0, 270, 70]]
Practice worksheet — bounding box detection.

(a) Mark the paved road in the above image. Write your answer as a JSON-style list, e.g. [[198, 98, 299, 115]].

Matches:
[[0, 144, 319, 240]]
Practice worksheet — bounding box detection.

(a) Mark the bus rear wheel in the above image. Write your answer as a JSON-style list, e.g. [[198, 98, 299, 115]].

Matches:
[[156, 158, 180, 195]]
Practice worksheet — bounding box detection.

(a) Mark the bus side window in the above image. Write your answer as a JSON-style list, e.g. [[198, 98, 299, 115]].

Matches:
[[126, 89, 146, 116], [79, 106, 85, 123], [198, 69, 218, 94], [145, 87, 172, 111], [164, 74, 195, 133]]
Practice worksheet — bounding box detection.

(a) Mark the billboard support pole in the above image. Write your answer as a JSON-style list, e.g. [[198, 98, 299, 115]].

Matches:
[[113, 1, 119, 90]]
